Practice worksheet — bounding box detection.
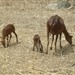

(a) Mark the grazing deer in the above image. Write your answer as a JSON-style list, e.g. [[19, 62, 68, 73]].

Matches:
[[46, 15, 72, 54], [0, 24, 18, 47]]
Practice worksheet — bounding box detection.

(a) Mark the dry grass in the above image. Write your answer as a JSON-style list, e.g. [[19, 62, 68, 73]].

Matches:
[[0, 0, 75, 75]]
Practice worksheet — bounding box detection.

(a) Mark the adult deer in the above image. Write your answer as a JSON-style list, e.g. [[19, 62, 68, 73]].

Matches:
[[46, 15, 72, 54]]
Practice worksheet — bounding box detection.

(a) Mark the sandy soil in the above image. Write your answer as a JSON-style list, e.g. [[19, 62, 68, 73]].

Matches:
[[0, 1, 75, 75]]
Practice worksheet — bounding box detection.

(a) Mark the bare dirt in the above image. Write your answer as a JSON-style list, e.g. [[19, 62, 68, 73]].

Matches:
[[0, 1, 75, 75]]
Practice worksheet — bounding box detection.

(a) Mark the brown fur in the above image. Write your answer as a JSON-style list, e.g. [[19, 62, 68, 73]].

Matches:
[[46, 15, 72, 54], [1, 24, 18, 47], [33, 34, 43, 53]]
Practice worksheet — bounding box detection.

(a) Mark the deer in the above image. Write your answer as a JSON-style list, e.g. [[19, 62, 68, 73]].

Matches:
[[33, 34, 43, 53], [0, 24, 18, 47], [46, 15, 72, 54]]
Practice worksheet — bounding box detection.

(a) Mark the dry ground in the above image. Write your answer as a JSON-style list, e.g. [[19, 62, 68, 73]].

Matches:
[[0, 1, 75, 75]]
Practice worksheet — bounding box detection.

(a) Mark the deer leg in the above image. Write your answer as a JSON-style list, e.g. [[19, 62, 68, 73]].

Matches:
[[40, 41, 43, 53], [33, 43, 35, 51], [55, 35, 58, 52], [59, 33, 62, 48], [8, 34, 12, 45], [1, 39, 6, 48], [46, 30, 50, 54], [59, 33, 63, 56], [50, 34, 54, 50], [13, 31, 18, 43], [9, 34, 12, 41], [7, 35, 9, 47], [36, 41, 40, 52]]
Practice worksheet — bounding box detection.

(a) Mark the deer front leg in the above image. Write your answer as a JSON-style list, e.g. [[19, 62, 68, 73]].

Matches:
[[46, 30, 50, 54], [6, 35, 9, 47], [33, 42, 35, 51]]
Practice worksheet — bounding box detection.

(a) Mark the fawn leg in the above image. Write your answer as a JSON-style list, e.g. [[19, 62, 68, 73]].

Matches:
[[40, 41, 43, 53], [33, 42, 36, 51]]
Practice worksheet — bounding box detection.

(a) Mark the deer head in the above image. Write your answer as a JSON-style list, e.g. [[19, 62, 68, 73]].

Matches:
[[65, 35, 72, 44]]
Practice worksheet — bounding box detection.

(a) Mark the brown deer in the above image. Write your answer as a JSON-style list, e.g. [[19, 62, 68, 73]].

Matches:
[[46, 15, 72, 54], [0, 24, 18, 47], [33, 34, 43, 53]]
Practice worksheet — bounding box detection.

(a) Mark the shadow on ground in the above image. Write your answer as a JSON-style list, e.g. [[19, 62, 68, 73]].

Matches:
[[58, 44, 74, 55]]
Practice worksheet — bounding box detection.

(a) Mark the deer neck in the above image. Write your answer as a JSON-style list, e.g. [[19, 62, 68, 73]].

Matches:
[[63, 28, 69, 37]]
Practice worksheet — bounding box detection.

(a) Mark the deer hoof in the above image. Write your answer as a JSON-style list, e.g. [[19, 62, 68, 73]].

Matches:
[[46, 52, 48, 54], [50, 47, 52, 50]]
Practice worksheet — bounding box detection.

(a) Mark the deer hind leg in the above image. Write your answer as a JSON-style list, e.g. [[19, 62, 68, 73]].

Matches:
[[59, 33, 62, 48], [59, 33, 63, 56], [9, 34, 12, 42], [13, 31, 18, 43], [55, 35, 58, 52], [50, 34, 54, 50]]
